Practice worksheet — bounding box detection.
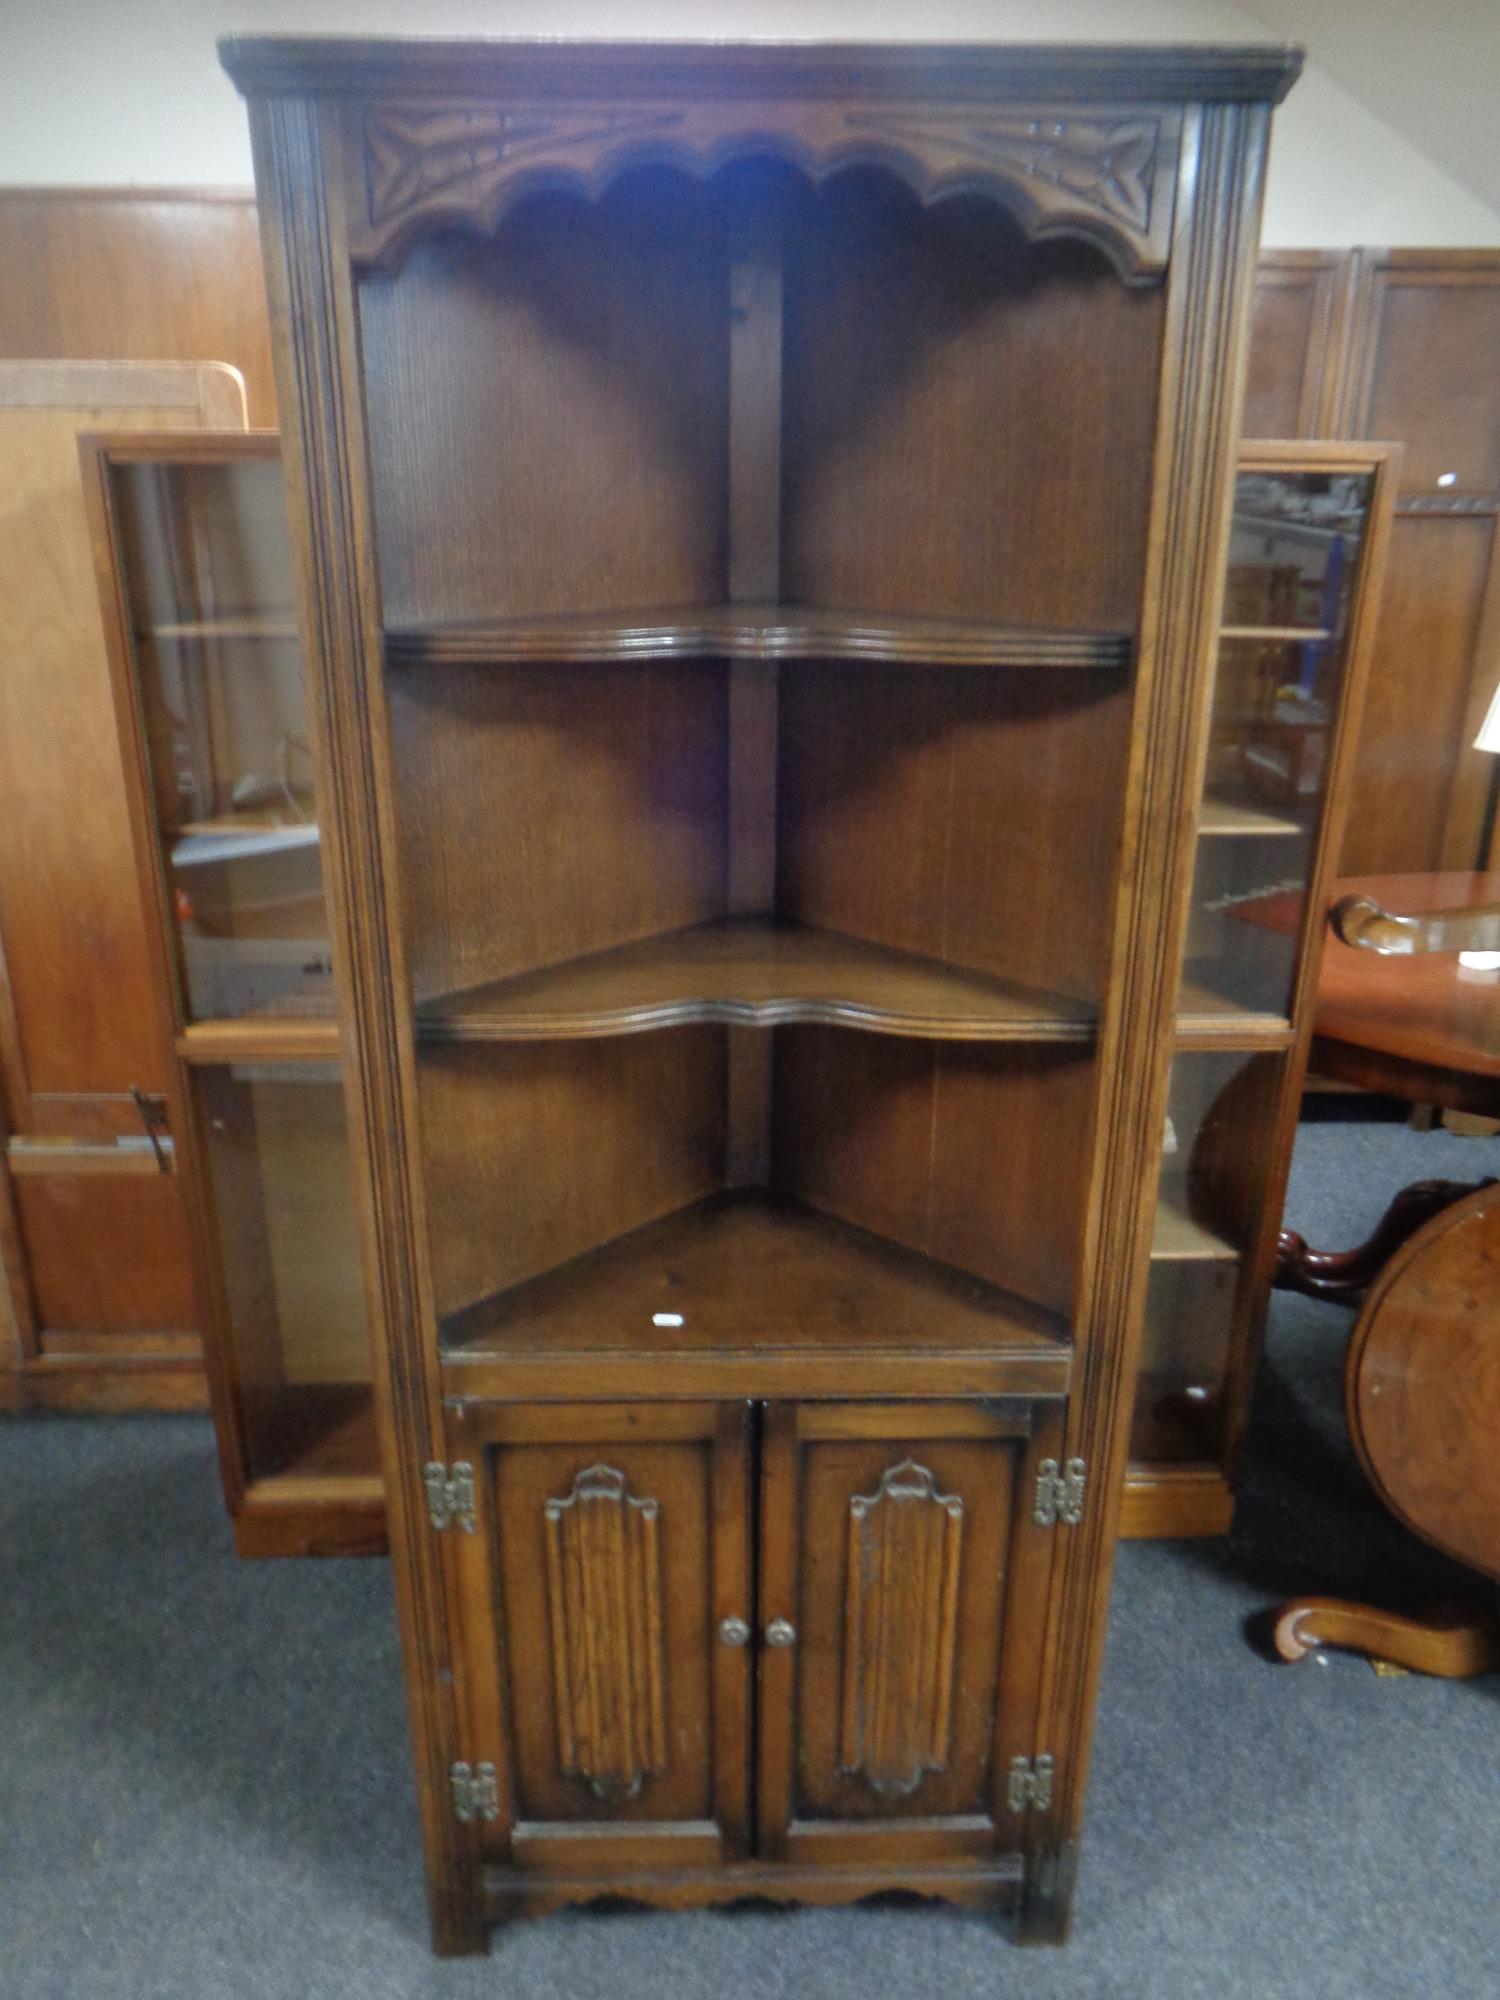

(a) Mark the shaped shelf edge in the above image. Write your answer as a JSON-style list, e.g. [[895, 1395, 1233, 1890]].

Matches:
[[386, 604, 1134, 671], [415, 919, 1098, 1045]]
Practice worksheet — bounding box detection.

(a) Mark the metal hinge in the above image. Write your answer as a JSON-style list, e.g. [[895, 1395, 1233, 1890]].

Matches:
[[1007, 1752, 1055, 1814], [450, 1760, 500, 1823], [1033, 1457, 1086, 1528], [423, 1460, 476, 1533]]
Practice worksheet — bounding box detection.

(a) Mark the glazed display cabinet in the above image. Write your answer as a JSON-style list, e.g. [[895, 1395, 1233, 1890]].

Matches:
[[224, 34, 1299, 1952], [1124, 440, 1399, 1534], [83, 431, 383, 1556]]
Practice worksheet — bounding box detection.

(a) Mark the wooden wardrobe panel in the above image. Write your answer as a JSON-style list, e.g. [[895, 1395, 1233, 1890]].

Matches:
[[388, 659, 729, 1003], [359, 180, 730, 627], [1338, 516, 1495, 876], [1334, 252, 1500, 873], [14, 1176, 195, 1334], [782, 182, 1163, 632], [0, 190, 276, 426], [1349, 261, 1500, 493], [1243, 250, 1352, 440], [778, 663, 1130, 1004], [419, 1029, 727, 1323]]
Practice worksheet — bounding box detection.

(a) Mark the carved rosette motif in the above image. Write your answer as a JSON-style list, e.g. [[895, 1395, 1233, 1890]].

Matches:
[[543, 1463, 667, 1799], [352, 100, 1172, 275], [840, 1459, 965, 1799]]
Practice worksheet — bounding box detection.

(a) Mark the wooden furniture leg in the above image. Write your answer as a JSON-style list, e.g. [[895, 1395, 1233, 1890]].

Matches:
[[1272, 1598, 1500, 1677], [1274, 1177, 1493, 1302]]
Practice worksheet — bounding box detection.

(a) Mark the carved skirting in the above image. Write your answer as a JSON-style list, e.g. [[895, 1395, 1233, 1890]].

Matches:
[[840, 1459, 964, 1799], [544, 1463, 667, 1798], [347, 99, 1179, 277]]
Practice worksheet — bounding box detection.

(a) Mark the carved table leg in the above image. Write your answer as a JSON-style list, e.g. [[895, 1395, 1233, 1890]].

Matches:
[[1274, 1178, 1495, 1303], [1272, 1597, 1500, 1678]]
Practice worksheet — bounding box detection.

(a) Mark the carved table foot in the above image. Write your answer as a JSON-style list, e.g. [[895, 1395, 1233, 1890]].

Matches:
[[1274, 1177, 1495, 1303], [1271, 1597, 1500, 1678]]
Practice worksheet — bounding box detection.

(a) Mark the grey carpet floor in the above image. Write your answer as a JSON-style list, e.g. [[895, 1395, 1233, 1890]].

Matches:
[[3, 1117, 1498, 2000]]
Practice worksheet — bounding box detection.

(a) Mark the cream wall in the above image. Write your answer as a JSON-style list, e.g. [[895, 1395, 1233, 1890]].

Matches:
[[3, 0, 1498, 245]]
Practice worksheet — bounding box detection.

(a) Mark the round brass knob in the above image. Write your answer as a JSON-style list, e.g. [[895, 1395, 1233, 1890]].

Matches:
[[765, 1617, 797, 1648], [718, 1616, 751, 1647]]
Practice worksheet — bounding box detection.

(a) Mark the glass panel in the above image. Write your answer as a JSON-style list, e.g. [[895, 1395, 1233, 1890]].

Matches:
[[1183, 468, 1375, 1020], [1138, 1050, 1282, 1465], [197, 1062, 373, 1484], [110, 457, 334, 1023], [1132, 1261, 1237, 1464]]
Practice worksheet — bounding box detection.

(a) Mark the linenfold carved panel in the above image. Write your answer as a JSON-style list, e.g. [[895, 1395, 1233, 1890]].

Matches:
[[349, 99, 1178, 276], [543, 1463, 667, 1798], [840, 1459, 965, 1799]]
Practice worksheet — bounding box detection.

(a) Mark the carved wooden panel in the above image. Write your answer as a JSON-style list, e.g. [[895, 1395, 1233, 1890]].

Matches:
[[839, 1458, 965, 1798], [543, 1462, 667, 1798], [346, 99, 1181, 277]]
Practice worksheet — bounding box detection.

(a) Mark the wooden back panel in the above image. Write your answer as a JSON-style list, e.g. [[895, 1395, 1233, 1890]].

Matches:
[[773, 1029, 1095, 1324], [389, 659, 728, 1003], [782, 182, 1163, 631], [779, 662, 1130, 1004], [359, 177, 730, 627], [419, 1031, 726, 1324]]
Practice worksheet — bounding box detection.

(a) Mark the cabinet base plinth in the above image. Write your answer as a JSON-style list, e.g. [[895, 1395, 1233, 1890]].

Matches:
[[1120, 1465, 1235, 1538], [481, 1856, 1024, 1925], [1017, 1840, 1079, 1944]]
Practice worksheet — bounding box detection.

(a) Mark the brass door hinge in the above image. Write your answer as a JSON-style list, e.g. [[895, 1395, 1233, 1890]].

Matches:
[[450, 1760, 500, 1823], [423, 1460, 476, 1533], [1033, 1457, 1086, 1528], [1007, 1752, 1055, 1813]]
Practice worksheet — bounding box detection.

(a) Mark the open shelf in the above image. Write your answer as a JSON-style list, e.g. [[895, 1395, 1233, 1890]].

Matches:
[[1197, 794, 1303, 838], [1150, 1200, 1239, 1263], [243, 1382, 381, 1486], [1218, 624, 1333, 643], [137, 616, 299, 642], [414, 918, 1097, 1044], [442, 1189, 1068, 1361], [178, 1015, 340, 1064], [172, 818, 320, 867], [1175, 976, 1295, 1049], [385, 603, 1133, 671]]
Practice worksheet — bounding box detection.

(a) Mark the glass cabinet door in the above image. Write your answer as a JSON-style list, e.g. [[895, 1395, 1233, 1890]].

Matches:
[[91, 433, 382, 1555], [1136, 1050, 1279, 1466], [197, 1061, 372, 1485], [107, 452, 334, 1025], [1127, 442, 1398, 1533], [1179, 465, 1377, 1028]]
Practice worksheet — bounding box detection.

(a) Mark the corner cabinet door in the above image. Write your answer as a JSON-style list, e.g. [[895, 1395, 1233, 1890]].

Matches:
[[757, 1398, 1064, 1868], [444, 1400, 753, 1875]]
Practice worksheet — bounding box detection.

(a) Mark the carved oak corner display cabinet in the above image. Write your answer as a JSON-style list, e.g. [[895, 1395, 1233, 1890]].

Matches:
[[222, 35, 1299, 1953]]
